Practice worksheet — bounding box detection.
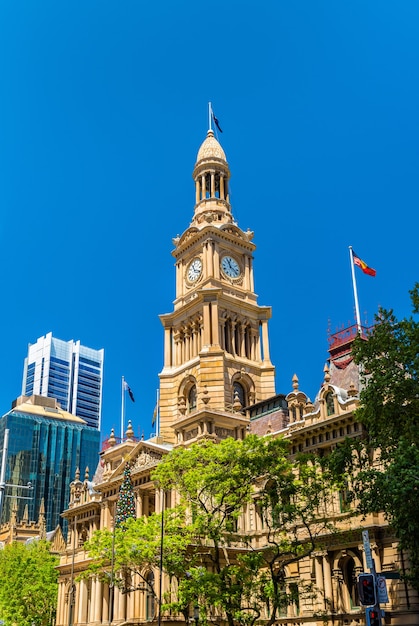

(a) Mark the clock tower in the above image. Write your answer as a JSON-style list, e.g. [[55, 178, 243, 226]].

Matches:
[[159, 128, 276, 444]]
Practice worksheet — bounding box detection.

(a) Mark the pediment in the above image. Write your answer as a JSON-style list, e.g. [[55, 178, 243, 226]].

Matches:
[[220, 224, 254, 241], [104, 441, 172, 483]]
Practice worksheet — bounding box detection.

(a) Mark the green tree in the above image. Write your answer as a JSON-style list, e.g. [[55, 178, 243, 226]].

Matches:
[[84, 505, 196, 620], [152, 435, 336, 626], [343, 283, 419, 589], [0, 540, 58, 626]]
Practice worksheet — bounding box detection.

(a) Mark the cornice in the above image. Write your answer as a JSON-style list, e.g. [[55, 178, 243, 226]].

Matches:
[[173, 223, 255, 257]]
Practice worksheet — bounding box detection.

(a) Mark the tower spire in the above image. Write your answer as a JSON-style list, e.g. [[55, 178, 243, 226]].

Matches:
[[191, 129, 231, 227]]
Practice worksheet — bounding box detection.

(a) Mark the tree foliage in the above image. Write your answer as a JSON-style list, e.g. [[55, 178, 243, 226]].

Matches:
[[84, 505, 196, 619], [0, 540, 58, 626], [343, 283, 419, 589], [85, 435, 337, 626], [152, 435, 337, 626]]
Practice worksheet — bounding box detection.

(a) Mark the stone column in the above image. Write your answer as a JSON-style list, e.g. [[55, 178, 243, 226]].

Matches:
[[213, 242, 220, 279], [57, 582, 66, 626], [249, 256, 254, 291], [102, 584, 110, 626], [143, 493, 149, 517], [231, 321, 237, 355], [313, 553, 325, 611], [202, 302, 211, 346], [371, 542, 382, 572], [210, 301, 219, 346], [332, 568, 344, 613], [136, 491, 143, 517], [240, 325, 245, 357], [219, 317, 226, 350], [77, 578, 89, 624], [261, 320, 271, 362], [164, 327, 172, 367], [88, 579, 95, 623], [322, 552, 333, 612], [93, 578, 102, 622], [185, 327, 191, 361]]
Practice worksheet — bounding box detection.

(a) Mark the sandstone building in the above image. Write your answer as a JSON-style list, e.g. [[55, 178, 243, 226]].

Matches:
[[56, 127, 419, 626]]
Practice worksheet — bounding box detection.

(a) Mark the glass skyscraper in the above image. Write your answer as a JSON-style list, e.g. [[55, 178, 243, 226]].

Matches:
[[0, 395, 100, 533], [22, 332, 104, 430]]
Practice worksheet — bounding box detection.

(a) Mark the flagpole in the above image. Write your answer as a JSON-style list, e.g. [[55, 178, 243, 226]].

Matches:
[[121, 376, 125, 441], [208, 101, 212, 131], [349, 246, 362, 335], [156, 388, 160, 436]]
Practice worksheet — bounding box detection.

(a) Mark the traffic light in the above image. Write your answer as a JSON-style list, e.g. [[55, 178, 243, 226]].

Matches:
[[358, 573, 376, 606], [366, 607, 382, 626]]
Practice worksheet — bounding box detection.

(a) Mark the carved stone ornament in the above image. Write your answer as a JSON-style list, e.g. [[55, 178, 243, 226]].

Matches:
[[132, 449, 161, 471]]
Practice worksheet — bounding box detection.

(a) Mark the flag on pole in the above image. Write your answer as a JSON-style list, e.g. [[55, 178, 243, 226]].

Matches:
[[124, 381, 135, 402], [211, 107, 223, 133], [352, 251, 376, 277], [152, 403, 158, 427]]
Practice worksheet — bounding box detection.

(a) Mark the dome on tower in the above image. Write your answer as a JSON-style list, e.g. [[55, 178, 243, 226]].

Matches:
[[196, 130, 226, 163]]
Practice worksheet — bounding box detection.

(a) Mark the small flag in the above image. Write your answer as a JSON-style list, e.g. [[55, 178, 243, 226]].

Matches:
[[211, 110, 223, 133], [124, 381, 135, 402], [352, 251, 376, 277], [152, 403, 158, 427]]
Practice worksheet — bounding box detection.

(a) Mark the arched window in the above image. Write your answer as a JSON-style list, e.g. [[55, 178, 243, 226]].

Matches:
[[326, 392, 334, 416], [188, 385, 197, 413], [342, 557, 360, 609], [146, 571, 155, 620], [233, 381, 246, 408]]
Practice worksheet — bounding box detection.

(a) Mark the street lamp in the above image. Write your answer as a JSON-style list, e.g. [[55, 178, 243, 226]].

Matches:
[[68, 497, 80, 626], [193, 604, 199, 626]]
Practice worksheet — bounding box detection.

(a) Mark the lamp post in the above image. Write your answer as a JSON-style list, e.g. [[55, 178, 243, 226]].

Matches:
[[68, 498, 80, 626], [157, 489, 165, 626], [108, 503, 116, 626], [193, 604, 199, 626]]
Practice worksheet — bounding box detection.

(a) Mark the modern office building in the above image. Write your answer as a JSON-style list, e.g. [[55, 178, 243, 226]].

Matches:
[[22, 332, 104, 430], [0, 394, 100, 533]]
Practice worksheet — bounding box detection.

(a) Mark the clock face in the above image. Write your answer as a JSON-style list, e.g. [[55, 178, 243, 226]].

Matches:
[[187, 258, 202, 282], [221, 255, 241, 279]]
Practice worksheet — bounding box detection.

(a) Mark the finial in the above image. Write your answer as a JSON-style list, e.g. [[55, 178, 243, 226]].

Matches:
[[125, 420, 134, 441], [233, 389, 242, 411], [292, 374, 299, 391], [323, 363, 331, 384], [108, 428, 116, 447], [305, 398, 314, 413], [348, 381, 358, 397], [84, 466, 90, 481], [75, 467, 80, 481]]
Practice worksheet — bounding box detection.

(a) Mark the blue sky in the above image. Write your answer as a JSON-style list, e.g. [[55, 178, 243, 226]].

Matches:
[[0, 1, 418, 441]]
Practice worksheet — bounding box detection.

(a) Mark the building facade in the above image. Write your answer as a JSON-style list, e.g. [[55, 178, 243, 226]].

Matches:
[[56, 128, 419, 625], [22, 331, 104, 429], [0, 394, 100, 532]]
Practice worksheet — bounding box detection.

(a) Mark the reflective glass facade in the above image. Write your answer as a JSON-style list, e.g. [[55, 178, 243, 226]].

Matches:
[[22, 332, 104, 429], [0, 404, 100, 533]]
